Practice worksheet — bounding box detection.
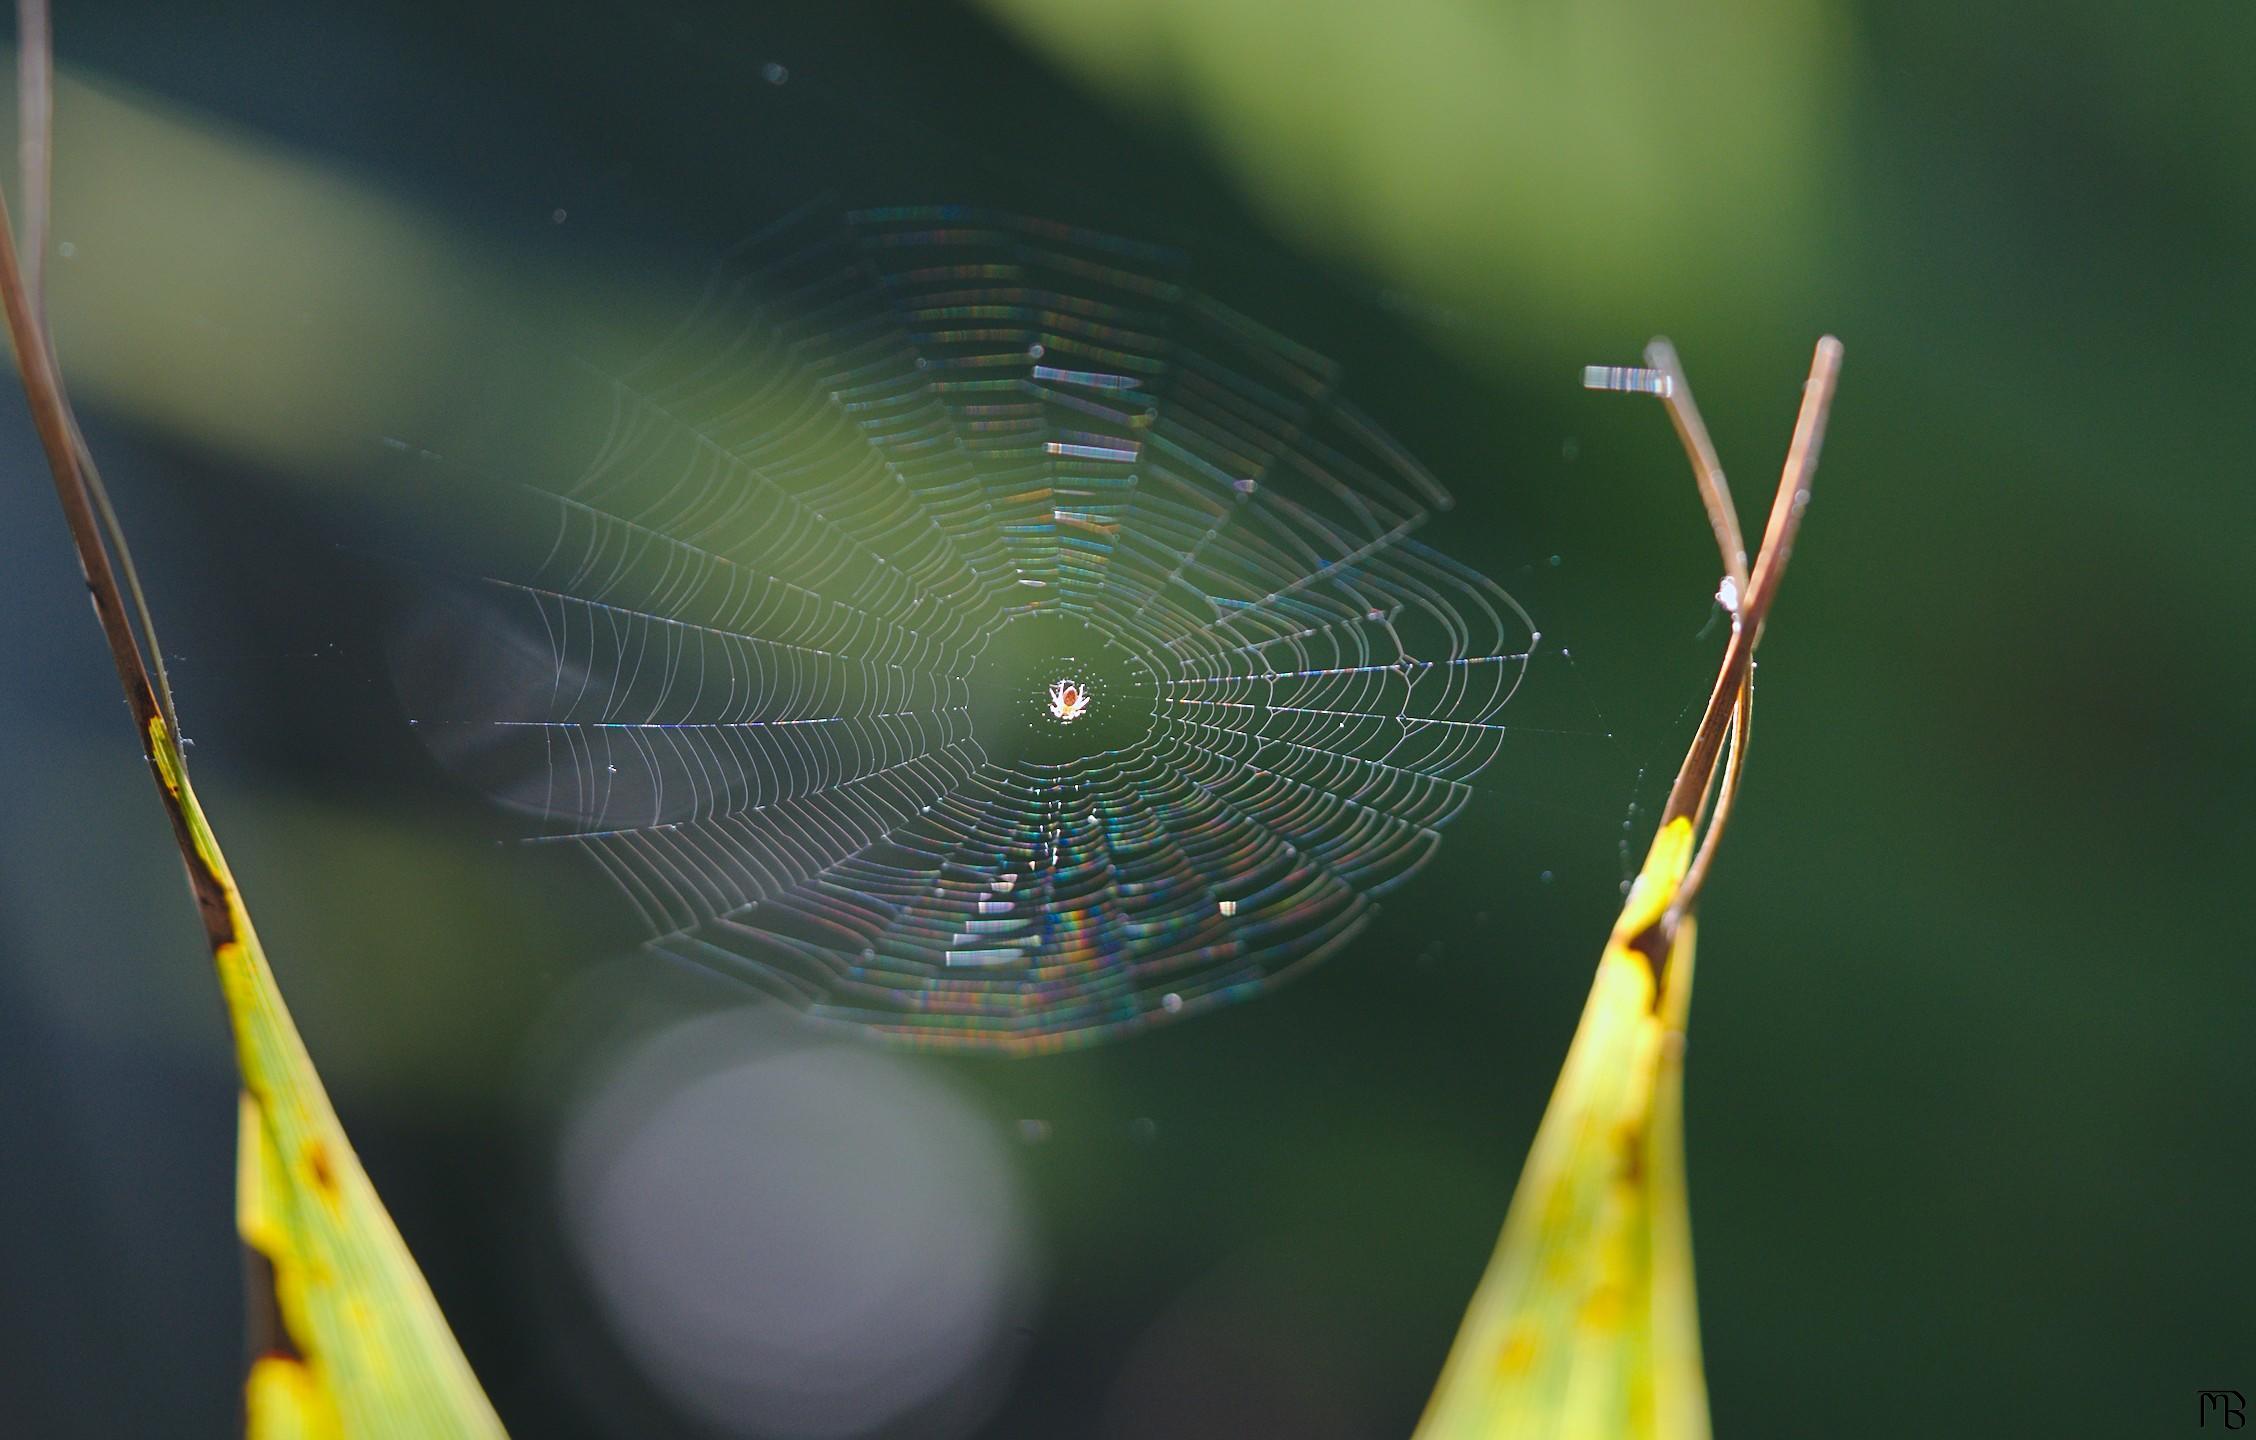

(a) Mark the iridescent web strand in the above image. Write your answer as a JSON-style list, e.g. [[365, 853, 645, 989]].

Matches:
[[392, 206, 1540, 1053]]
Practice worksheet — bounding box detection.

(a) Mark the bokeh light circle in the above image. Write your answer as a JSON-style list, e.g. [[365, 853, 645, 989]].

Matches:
[[559, 1011, 1034, 1439]]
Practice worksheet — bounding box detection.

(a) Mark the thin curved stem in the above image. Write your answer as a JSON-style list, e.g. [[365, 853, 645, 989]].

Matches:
[[14, 0, 46, 329], [1645, 336, 1749, 595], [1674, 667, 1752, 924], [1656, 336, 1841, 842], [10, 0, 179, 736]]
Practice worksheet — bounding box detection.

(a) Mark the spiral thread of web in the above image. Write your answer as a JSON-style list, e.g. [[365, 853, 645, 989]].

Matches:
[[391, 206, 1536, 1052]]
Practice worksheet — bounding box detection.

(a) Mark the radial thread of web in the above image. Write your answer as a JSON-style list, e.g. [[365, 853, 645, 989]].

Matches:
[[390, 206, 1539, 1054]]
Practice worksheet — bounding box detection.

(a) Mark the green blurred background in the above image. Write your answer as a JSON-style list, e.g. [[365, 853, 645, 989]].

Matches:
[[0, 2, 2248, 1436]]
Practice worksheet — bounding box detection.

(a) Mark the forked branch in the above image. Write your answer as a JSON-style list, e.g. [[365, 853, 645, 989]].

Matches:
[[1585, 335, 1844, 939]]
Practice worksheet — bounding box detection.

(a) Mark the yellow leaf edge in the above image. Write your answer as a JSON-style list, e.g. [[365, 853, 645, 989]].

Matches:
[[151, 714, 509, 1439], [1413, 815, 1711, 1440]]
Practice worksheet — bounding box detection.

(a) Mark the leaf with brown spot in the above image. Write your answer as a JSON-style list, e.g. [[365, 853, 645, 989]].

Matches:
[[0, 6, 509, 1435], [1416, 338, 1841, 1440]]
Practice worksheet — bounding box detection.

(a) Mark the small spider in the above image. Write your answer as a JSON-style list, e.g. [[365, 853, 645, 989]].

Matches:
[[1047, 678, 1090, 723]]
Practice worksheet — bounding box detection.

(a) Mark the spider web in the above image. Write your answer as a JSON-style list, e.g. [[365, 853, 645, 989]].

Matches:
[[390, 206, 1545, 1053]]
